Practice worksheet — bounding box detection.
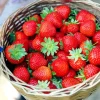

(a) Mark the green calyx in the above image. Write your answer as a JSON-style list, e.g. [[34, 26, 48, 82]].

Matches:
[[96, 22, 100, 31], [25, 16, 37, 22], [40, 7, 54, 19], [41, 37, 59, 56], [9, 44, 27, 60], [68, 48, 86, 62], [36, 80, 50, 89]]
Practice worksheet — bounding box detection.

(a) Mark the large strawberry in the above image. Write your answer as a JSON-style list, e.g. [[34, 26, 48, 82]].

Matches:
[[76, 9, 96, 24], [5, 44, 27, 64], [32, 66, 52, 81], [29, 52, 47, 70], [62, 77, 80, 88], [62, 35, 78, 53], [52, 58, 69, 77], [23, 20, 37, 36], [13, 65, 30, 83], [84, 64, 99, 79], [54, 5, 71, 19], [40, 21, 56, 38], [89, 47, 100, 65], [80, 20, 96, 37], [68, 48, 86, 71]]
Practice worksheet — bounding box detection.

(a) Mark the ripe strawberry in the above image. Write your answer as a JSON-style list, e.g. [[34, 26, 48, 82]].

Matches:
[[80, 20, 96, 37], [13, 65, 30, 83], [76, 9, 96, 24], [52, 58, 69, 77], [32, 36, 43, 51], [92, 31, 100, 45], [32, 66, 52, 81], [28, 78, 38, 86], [84, 64, 99, 79], [60, 24, 68, 34], [68, 48, 86, 71], [89, 47, 100, 65], [23, 20, 37, 36], [29, 52, 47, 70], [74, 32, 88, 45], [54, 5, 71, 19], [45, 12, 63, 28], [62, 77, 80, 88], [15, 31, 28, 40], [40, 21, 56, 37], [62, 35, 78, 53], [5, 44, 27, 64], [55, 32, 65, 41]]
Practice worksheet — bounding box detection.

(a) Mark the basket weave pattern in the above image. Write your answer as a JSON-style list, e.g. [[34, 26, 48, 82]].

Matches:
[[0, 0, 100, 100]]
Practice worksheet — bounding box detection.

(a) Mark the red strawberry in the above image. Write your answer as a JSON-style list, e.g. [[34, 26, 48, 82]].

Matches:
[[32, 36, 43, 51], [32, 66, 52, 81], [45, 12, 63, 28], [26, 53, 34, 62], [62, 77, 80, 88], [89, 47, 100, 65], [55, 5, 71, 19], [76, 9, 96, 24], [92, 31, 100, 45], [29, 52, 47, 70], [74, 32, 88, 45], [55, 32, 65, 41], [84, 64, 99, 79], [23, 20, 37, 36], [13, 65, 30, 83], [80, 20, 96, 37], [60, 24, 68, 34], [62, 35, 78, 53], [5, 44, 27, 64], [28, 78, 38, 86], [52, 58, 69, 77], [40, 21, 56, 38]]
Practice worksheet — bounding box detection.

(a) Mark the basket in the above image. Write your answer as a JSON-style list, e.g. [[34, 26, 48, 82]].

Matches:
[[0, 0, 100, 100]]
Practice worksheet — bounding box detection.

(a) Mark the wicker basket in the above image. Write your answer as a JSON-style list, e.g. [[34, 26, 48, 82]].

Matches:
[[1, 0, 100, 100]]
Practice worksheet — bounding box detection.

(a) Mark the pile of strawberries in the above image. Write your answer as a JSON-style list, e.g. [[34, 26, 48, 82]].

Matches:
[[5, 4, 100, 89]]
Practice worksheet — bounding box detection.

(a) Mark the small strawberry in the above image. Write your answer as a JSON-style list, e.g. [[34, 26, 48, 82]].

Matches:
[[89, 47, 100, 65], [23, 20, 37, 36], [76, 9, 96, 24], [32, 36, 43, 51], [84, 64, 99, 79], [29, 52, 47, 70], [62, 35, 78, 53], [32, 66, 52, 81], [92, 31, 100, 45], [40, 21, 56, 37], [52, 58, 69, 77], [80, 20, 96, 37], [68, 48, 86, 71], [62, 77, 80, 88], [13, 65, 30, 83], [28, 78, 38, 86], [54, 5, 71, 19]]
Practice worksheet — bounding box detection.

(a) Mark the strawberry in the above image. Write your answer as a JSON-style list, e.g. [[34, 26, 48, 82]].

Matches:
[[68, 48, 86, 71], [54, 5, 71, 19], [23, 20, 37, 36], [52, 58, 69, 77], [26, 53, 34, 63], [80, 20, 96, 37], [62, 77, 80, 88], [74, 32, 88, 45], [28, 78, 38, 86], [32, 66, 52, 81], [84, 64, 99, 79], [40, 21, 56, 38], [29, 52, 47, 70], [62, 35, 78, 53], [5, 44, 27, 64], [13, 65, 30, 83], [55, 32, 65, 41], [89, 47, 100, 65], [32, 36, 43, 51], [76, 9, 96, 24], [45, 12, 63, 28], [92, 31, 100, 45], [60, 24, 68, 34]]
